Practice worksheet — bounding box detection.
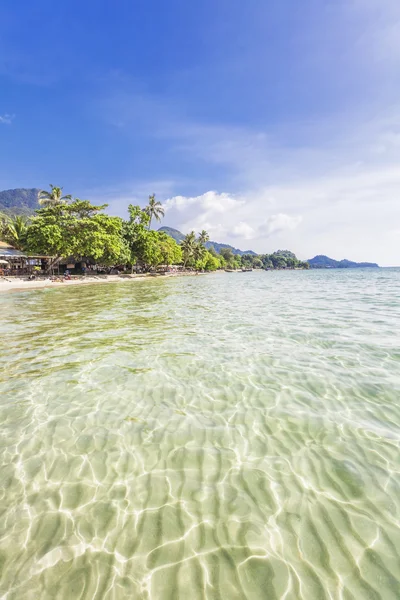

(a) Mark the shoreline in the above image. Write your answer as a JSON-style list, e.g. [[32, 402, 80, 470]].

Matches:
[[0, 271, 206, 294]]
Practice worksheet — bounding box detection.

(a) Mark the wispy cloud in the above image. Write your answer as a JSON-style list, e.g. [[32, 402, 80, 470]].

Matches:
[[0, 113, 14, 125], [95, 87, 400, 264]]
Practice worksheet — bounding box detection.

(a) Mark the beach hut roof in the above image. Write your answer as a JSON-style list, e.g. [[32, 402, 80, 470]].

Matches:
[[0, 241, 53, 259], [0, 242, 27, 258]]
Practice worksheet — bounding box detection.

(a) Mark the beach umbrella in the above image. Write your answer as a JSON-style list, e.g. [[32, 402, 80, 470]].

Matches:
[[0, 259, 9, 265]]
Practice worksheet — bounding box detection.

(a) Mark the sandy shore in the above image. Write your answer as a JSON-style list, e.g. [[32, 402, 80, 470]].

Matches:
[[0, 272, 202, 294]]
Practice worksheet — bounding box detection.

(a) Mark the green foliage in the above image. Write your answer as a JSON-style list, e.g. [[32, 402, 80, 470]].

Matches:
[[181, 231, 197, 267], [158, 233, 182, 266], [122, 205, 181, 269], [1, 215, 30, 250], [207, 244, 218, 258], [145, 194, 165, 230], [140, 231, 182, 268], [219, 247, 241, 269], [219, 247, 234, 262], [26, 199, 125, 263], [6, 184, 312, 273], [38, 184, 72, 207], [198, 230, 210, 245], [122, 205, 151, 265], [202, 251, 220, 271]]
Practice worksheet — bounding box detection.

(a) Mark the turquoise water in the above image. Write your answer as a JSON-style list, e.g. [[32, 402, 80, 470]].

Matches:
[[0, 269, 399, 599]]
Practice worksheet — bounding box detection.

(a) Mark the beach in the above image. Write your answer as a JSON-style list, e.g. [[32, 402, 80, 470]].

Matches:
[[0, 271, 203, 293]]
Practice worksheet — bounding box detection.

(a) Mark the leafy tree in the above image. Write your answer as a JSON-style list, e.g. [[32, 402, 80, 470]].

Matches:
[[181, 231, 197, 268], [26, 200, 125, 263], [271, 254, 287, 269], [189, 229, 210, 269], [202, 251, 220, 271], [299, 261, 310, 269], [198, 230, 210, 245], [219, 247, 234, 263], [122, 205, 151, 269], [207, 244, 218, 257], [140, 230, 164, 267], [217, 255, 227, 269], [158, 232, 182, 266], [263, 258, 273, 269], [38, 184, 72, 207], [1, 215, 30, 250], [0, 212, 9, 240], [122, 206, 181, 270], [233, 255, 242, 269], [145, 194, 165, 230]]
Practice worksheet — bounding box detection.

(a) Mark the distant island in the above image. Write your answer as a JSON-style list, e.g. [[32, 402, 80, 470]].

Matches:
[[307, 255, 379, 269]]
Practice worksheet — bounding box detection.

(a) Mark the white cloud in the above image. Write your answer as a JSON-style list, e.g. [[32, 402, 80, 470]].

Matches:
[[161, 190, 303, 248], [0, 113, 14, 125], [96, 55, 400, 266], [259, 214, 303, 237], [230, 222, 256, 240], [163, 191, 245, 237]]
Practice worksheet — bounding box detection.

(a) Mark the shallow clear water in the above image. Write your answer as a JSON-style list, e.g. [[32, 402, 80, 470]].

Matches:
[[0, 269, 400, 599]]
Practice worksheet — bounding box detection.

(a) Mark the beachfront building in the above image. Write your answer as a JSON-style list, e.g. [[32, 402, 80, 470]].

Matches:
[[0, 241, 53, 276]]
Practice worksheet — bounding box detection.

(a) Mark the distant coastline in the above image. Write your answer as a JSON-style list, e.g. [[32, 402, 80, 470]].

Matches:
[[307, 255, 379, 269]]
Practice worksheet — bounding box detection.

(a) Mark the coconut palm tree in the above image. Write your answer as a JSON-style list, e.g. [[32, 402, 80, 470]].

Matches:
[[3, 215, 29, 250], [181, 231, 197, 269], [38, 185, 72, 207], [198, 230, 210, 245], [145, 194, 165, 230], [193, 242, 206, 264], [0, 212, 8, 238]]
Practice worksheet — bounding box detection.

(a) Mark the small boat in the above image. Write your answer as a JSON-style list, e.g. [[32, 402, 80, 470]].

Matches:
[[225, 269, 237, 272], [241, 268, 253, 272]]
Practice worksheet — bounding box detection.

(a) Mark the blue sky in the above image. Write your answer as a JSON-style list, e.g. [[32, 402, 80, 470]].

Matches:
[[1, 0, 400, 264]]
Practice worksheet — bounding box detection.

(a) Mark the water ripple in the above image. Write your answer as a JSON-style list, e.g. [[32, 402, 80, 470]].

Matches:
[[0, 269, 400, 599]]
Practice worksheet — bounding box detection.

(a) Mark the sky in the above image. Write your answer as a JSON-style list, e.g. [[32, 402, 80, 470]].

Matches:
[[1, 0, 400, 265]]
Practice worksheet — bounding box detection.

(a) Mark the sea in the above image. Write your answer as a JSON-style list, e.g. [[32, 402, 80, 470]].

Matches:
[[0, 269, 399, 599]]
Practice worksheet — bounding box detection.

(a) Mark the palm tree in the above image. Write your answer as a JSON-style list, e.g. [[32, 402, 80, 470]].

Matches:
[[38, 184, 72, 207], [181, 231, 197, 269], [193, 242, 206, 264], [145, 194, 165, 230], [3, 215, 29, 250], [198, 230, 209, 245], [0, 212, 8, 238]]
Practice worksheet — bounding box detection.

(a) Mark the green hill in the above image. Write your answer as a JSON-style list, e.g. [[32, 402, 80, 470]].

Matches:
[[308, 255, 379, 268], [0, 188, 40, 216], [158, 226, 256, 256], [158, 226, 185, 243]]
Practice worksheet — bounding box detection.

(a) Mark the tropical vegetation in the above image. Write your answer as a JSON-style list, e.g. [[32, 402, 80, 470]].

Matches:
[[38, 185, 72, 207], [144, 194, 165, 230], [0, 215, 30, 250], [0, 185, 310, 273]]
